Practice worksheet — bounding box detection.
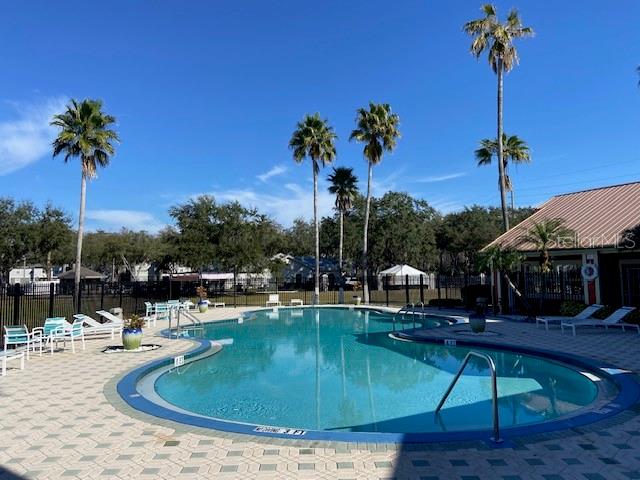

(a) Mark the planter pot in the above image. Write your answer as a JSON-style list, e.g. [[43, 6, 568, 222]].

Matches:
[[469, 313, 486, 333], [122, 328, 143, 350], [198, 300, 209, 313]]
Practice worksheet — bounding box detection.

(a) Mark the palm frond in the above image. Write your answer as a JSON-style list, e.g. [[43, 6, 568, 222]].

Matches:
[[349, 103, 400, 166], [288, 113, 337, 170], [464, 5, 533, 74], [50, 98, 119, 178], [327, 167, 359, 211]]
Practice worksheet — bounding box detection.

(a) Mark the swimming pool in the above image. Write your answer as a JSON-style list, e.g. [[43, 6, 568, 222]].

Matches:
[[120, 307, 631, 442]]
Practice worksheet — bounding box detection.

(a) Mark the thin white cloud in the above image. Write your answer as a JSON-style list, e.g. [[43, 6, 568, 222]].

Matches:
[[370, 167, 405, 196], [414, 172, 467, 183], [85, 209, 166, 233], [212, 182, 334, 227], [0, 97, 68, 175], [257, 164, 287, 182]]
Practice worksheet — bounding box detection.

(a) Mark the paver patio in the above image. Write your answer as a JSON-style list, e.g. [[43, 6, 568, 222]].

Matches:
[[0, 307, 639, 480]]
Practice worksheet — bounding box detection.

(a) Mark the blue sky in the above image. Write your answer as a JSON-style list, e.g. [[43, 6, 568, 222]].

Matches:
[[0, 1, 638, 231]]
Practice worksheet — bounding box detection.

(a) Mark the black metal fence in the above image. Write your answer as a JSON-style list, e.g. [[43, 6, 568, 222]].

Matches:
[[0, 270, 588, 332], [503, 269, 585, 315], [0, 274, 491, 332]]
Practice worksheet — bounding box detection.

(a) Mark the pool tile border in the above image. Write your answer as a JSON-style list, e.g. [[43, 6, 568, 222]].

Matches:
[[116, 311, 640, 446]]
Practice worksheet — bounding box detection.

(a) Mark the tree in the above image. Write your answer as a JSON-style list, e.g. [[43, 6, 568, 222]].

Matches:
[[285, 219, 315, 257], [475, 133, 530, 210], [517, 218, 573, 272], [0, 198, 38, 282], [464, 4, 533, 232], [51, 99, 119, 308], [289, 113, 337, 305], [478, 245, 527, 314], [327, 167, 358, 275], [349, 102, 400, 304], [169, 196, 219, 271], [117, 230, 161, 280], [37, 204, 73, 280]]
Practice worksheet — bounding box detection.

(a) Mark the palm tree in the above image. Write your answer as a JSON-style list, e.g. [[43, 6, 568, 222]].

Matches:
[[327, 167, 358, 304], [51, 99, 119, 309], [475, 133, 530, 210], [327, 167, 358, 273], [289, 113, 337, 305], [464, 4, 534, 232], [479, 245, 526, 313], [349, 102, 400, 304], [518, 218, 573, 272]]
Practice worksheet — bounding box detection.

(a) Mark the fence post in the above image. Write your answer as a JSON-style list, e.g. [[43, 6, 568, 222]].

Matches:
[[13, 283, 21, 324], [405, 275, 410, 304], [48, 282, 55, 318], [437, 274, 442, 310], [385, 275, 389, 307], [419, 275, 424, 304], [100, 281, 105, 310]]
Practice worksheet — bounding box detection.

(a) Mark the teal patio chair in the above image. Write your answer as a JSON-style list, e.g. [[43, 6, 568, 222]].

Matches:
[[3, 325, 43, 359], [32, 317, 67, 354]]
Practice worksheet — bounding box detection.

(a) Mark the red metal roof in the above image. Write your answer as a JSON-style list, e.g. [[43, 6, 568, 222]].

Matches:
[[485, 181, 640, 251]]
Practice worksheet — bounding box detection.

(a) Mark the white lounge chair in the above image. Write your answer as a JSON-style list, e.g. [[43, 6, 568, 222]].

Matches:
[[73, 314, 122, 339], [561, 306, 638, 336], [266, 294, 281, 307], [536, 304, 604, 331], [95, 310, 125, 325]]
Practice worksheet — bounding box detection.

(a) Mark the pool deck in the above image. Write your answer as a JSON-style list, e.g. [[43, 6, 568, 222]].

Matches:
[[1, 307, 639, 480]]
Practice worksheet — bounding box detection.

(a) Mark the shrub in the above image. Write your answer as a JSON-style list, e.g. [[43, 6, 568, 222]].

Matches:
[[559, 301, 587, 317], [124, 314, 145, 330], [591, 305, 639, 324], [196, 286, 208, 300], [624, 309, 640, 325], [592, 305, 615, 320]]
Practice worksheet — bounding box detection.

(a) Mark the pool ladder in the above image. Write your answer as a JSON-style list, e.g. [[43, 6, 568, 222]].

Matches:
[[392, 303, 425, 332], [169, 307, 204, 338], [435, 351, 502, 443]]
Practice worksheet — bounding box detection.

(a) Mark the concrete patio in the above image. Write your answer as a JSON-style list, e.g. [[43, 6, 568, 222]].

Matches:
[[0, 307, 639, 480]]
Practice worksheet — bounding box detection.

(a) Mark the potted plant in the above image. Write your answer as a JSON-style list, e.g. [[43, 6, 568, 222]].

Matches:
[[469, 297, 487, 333], [196, 286, 209, 313], [122, 314, 145, 350]]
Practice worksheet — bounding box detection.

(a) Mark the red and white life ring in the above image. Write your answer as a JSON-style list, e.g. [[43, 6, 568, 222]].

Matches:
[[581, 264, 598, 281]]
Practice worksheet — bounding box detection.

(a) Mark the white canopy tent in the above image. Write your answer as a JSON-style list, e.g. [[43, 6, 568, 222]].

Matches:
[[378, 264, 435, 287]]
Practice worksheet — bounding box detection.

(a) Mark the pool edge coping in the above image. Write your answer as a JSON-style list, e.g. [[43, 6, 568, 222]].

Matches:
[[116, 308, 640, 446]]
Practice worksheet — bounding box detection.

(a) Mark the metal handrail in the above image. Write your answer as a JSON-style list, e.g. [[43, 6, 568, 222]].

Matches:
[[435, 351, 502, 443], [392, 303, 414, 332]]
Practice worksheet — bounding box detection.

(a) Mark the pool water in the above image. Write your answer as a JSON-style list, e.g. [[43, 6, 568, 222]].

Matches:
[[154, 307, 609, 434]]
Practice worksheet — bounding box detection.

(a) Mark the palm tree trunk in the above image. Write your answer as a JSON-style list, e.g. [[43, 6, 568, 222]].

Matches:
[[338, 209, 345, 304], [339, 210, 344, 272], [75, 171, 87, 311], [46, 251, 52, 281], [362, 163, 372, 304], [497, 60, 510, 232], [313, 165, 320, 305]]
